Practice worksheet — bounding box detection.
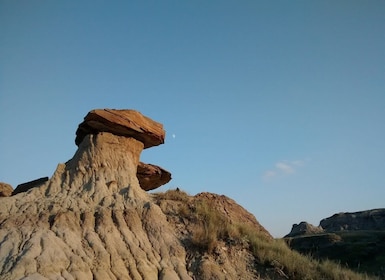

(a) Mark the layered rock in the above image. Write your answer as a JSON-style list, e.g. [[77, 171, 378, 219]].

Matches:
[[0, 109, 190, 280], [0, 182, 13, 197], [11, 164, 171, 195], [286, 208, 385, 237], [75, 109, 165, 148], [285, 209, 385, 277], [320, 209, 385, 232]]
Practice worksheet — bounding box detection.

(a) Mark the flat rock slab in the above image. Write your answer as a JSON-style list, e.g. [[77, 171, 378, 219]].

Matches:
[[75, 109, 165, 148], [137, 162, 172, 191]]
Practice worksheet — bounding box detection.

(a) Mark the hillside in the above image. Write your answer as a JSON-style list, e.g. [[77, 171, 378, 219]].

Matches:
[[285, 210, 385, 278], [0, 109, 374, 279]]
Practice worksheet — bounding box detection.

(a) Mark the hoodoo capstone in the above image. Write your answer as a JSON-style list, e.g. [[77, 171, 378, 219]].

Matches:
[[75, 109, 165, 148]]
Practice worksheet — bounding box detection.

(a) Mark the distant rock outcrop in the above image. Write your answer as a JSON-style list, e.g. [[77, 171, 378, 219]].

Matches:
[[286, 208, 385, 237], [0, 182, 13, 197], [320, 209, 385, 231], [285, 221, 323, 237], [285, 209, 385, 277]]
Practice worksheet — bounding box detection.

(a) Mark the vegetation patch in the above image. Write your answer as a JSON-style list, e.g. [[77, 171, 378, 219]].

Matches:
[[155, 189, 378, 279]]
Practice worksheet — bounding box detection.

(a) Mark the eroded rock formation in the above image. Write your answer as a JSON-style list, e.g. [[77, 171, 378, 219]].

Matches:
[[320, 209, 385, 231], [0, 109, 280, 280], [0, 182, 13, 197], [0, 109, 189, 280], [285, 208, 385, 277], [11, 163, 170, 195], [285, 221, 324, 238], [12, 177, 49, 195]]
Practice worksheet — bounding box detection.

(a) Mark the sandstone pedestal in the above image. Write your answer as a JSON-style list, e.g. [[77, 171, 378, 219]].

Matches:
[[0, 109, 189, 280]]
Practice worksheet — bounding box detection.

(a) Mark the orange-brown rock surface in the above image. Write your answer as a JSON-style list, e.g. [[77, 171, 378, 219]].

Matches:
[[137, 162, 172, 191], [75, 109, 165, 148], [0, 182, 13, 197]]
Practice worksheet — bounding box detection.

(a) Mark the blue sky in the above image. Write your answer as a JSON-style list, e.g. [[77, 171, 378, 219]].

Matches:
[[1, 1, 384, 237]]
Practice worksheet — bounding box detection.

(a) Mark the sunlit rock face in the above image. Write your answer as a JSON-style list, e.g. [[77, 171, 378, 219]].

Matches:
[[137, 162, 172, 191], [0, 182, 13, 197], [0, 109, 190, 280], [75, 109, 165, 148]]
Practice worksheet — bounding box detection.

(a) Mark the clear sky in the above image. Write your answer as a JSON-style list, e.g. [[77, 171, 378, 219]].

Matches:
[[1, 1, 384, 237]]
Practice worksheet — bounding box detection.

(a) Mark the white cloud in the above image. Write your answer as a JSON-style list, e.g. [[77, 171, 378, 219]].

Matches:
[[263, 170, 276, 179], [263, 159, 307, 180], [275, 161, 295, 174]]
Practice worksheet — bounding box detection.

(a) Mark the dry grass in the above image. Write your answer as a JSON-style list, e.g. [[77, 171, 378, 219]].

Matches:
[[153, 188, 190, 202], [190, 199, 230, 252], [155, 189, 377, 279]]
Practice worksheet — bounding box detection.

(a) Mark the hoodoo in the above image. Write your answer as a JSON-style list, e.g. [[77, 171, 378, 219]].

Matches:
[[0, 109, 190, 279], [0, 108, 279, 280]]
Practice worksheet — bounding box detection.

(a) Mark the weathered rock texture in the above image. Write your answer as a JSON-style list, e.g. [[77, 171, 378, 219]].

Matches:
[[320, 209, 385, 232], [285, 221, 324, 237], [0, 110, 189, 280], [0, 109, 277, 280], [11, 164, 170, 195], [286, 208, 385, 238], [153, 190, 275, 280], [137, 162, 172, 191], [285, 209, 385, 277], [75, 109, 165, 148], [0, 182, 13, 197]]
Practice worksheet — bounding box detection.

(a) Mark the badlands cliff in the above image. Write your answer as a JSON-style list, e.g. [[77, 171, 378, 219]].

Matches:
[[285, 209, 385, 277], [0, 109, 272, 280], [1, 109, 371, 280], [0, 109, 190, 280]]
